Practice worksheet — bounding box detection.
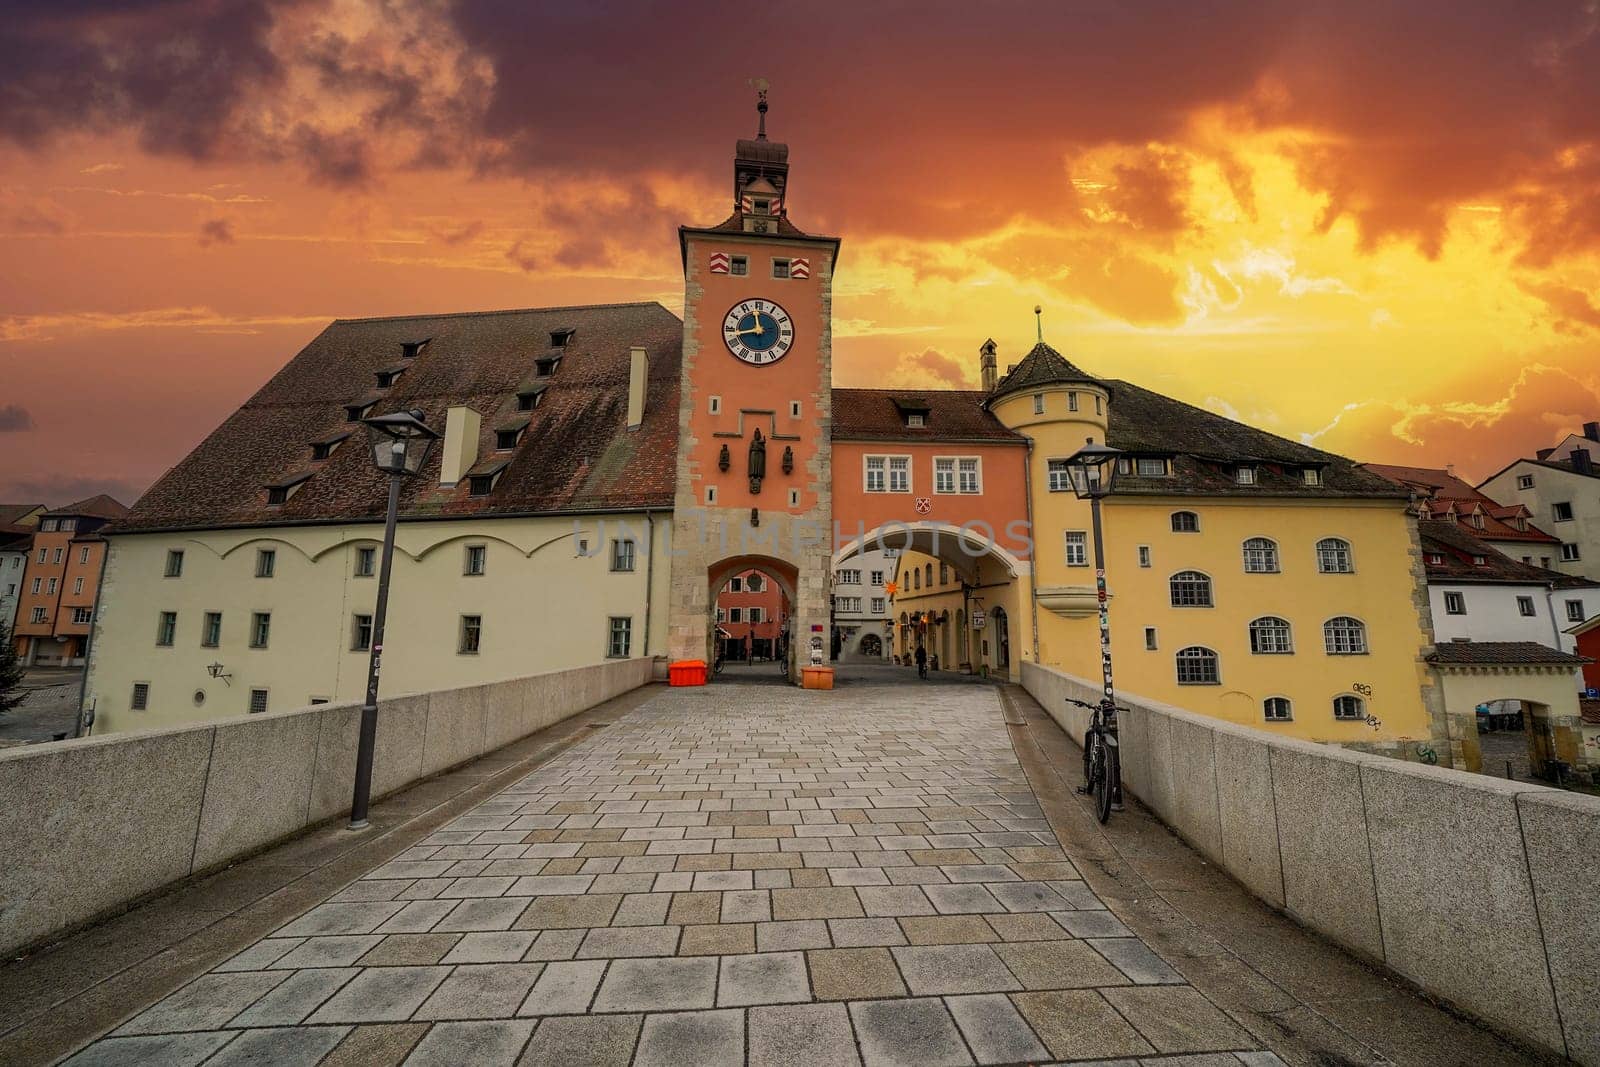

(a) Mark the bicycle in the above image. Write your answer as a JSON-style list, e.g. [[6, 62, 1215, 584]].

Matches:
[[1066, 696, 1126, 824], [712, 652, 725, 677]]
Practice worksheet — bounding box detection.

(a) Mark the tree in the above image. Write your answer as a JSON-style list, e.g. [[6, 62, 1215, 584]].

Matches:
[[0, 621, 24, 714]]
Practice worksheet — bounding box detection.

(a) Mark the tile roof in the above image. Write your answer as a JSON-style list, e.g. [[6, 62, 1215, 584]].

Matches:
[[989, 342, 1103, 402], [44, 495, 129, 521], [1363, 463, 1558, 543], [1102, 380, 1408, 500], [0, 504, 43, 526], [831, 390, 1026, 443], [1427, 641, 1589, 666], [0, 524, 33, 552], [1479, 454, 1600, 487], [1419, 520, 1598, 587], [115, 303, 684, 534], [1582, 698, 1600, 726]]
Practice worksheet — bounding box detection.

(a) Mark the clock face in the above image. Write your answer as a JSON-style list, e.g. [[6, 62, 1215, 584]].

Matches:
[[722, 299, 794, 365]]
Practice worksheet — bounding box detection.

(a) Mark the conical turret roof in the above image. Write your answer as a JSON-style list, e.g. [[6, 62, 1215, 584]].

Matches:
[[987, 341, 1106, 403]]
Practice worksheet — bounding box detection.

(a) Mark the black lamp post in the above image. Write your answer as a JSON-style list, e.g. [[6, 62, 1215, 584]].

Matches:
[[1064, 438, 1124, 708], [349, 409, 439, 830]]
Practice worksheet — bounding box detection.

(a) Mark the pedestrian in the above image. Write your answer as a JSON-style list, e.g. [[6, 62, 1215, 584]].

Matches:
[[914, 643, 927, 679], [929, 652, 939, 673]]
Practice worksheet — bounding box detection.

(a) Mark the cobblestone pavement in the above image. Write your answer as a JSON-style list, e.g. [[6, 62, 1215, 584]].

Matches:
[[64, 684, 1280, 1066]]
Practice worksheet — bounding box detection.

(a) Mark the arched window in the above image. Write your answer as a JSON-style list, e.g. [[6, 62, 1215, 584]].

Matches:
[[1263, 697, 1293, 721], [1242, 537, 1280, 573], [747, 573, 764, 593], [1316, 537, 1353, 573], [1323, 616, 1367, 655], [1333, 694, 1365, 720], [912, 569, 921, 590], [1248, 616, 1293, 654], [1171, 511, 1200, 533], [1175, 646, 1220, 684], [1169, 571, 1213, 607], [925, 563, 934, 588]]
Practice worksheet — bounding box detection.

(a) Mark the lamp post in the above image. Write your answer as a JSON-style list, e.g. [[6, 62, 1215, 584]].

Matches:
[[349, 409, 439, 830], [1064, 438, 1124, 708]]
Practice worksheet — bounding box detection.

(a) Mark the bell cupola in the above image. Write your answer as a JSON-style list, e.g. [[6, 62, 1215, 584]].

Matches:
[[734, 80, 790, 234]]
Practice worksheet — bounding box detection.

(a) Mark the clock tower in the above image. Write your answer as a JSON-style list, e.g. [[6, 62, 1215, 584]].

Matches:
[[668, 90, 840, 674]]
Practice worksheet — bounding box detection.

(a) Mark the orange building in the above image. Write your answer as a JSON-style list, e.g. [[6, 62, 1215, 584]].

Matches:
[[713, 569, 787, 660], [12, 495, 129, 666]]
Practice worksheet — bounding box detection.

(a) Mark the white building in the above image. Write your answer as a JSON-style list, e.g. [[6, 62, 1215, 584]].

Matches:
[[1478, 423, 1600, 581], [0, 505, 44, 636], [832, 547, 896, 659]]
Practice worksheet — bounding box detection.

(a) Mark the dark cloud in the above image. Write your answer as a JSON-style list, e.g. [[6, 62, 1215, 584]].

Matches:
[[197, 217, 235, 246], [504, 238, 536, 272], [0, 405, 35, 432]]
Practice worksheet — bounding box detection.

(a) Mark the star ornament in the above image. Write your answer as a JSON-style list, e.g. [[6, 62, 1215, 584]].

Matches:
[[885, 581, 898, 596]]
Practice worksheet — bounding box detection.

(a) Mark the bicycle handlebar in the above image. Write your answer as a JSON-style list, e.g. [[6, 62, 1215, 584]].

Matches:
[[1065, 697, 1130, 712]]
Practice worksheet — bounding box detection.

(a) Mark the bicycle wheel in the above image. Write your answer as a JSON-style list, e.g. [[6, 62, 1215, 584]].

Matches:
[[1082, 726, 1095, 786], [1094, 741, 1118, 824], [1084, 730, 1104, 796]]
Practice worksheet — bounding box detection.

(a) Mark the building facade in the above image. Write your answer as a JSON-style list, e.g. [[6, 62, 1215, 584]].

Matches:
[[12, 496, 126, 667], [714, 569, 785, 660], [0, 504, 44, 635], [1479, 426, 1600, 581], [831, 546, 895, 659]]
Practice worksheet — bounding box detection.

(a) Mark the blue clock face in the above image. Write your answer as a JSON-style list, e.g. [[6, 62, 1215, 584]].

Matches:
[[722, 300, 794, 365]]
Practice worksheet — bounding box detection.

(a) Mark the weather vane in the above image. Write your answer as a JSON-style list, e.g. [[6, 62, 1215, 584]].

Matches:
[[749, 77, 770, 139]]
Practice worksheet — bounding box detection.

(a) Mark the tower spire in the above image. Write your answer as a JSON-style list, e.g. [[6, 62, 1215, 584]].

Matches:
[[752, 77, 770, 141], [1034, 305, 1043, 343]]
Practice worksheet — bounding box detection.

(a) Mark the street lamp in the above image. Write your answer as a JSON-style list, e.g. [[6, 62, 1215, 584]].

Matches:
[[1064, 438, 1123, 707], [349, 408, 439, 830]]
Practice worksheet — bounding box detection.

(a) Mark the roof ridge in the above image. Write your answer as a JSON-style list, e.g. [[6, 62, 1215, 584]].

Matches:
[[330, 301, 675, 326]]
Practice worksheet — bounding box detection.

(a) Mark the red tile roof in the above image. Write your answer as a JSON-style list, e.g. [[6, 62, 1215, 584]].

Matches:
[[1419, 520, 1596, 587], [1427, 641, 1589, 666], [1581, 698, 1600, 726], [115, 303, 683, 534], [831, 390, 1026, 443], [1363, 463, 1558, 543], [45, 495, 129, 522]]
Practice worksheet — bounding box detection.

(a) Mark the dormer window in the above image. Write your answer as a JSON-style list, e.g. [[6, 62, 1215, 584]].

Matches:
[[1472, 555, 1486, 565], [1426, 553, 1445, 565], [1512, 516, 1527, 531], [1136, 457, 1169, 477], [549, 328, 575, 348], [375, 367, 405, 389], [494, 419, 529, 451], [400, 338, 431, 358], [1236, 466, 1257, 485], [345, 401, 374, 422], [310, 433, 350, 461], [1469, 513, 1485, 529], [536, 355, 561, 377], [467, 458, 511, 497], [907, 414, 925, 428], [264, 472, 313, 506], [1302, 468, 1322, 486]]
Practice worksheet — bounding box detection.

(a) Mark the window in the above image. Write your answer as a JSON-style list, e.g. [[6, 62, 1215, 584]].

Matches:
[[1064, 531, 1088, 567], [40, 519, 57, 533], [250, 612, 271, 648], [870, 571, 884, 586], [495, 429, 521, 451], [459, 614, 483, 654], [925, 563, 934, 588], [889, 456, 910, 493], [36, 548, 45, 564], [729, 607, 742, 622], [749, 607, 763, 623], [30, 607, 46, 624], [729, 255, 748, 276], [1248, 616, 1293, 654], [871, 597, 886, 613], [550, 328, 575, 347], [1516, 474, 1534, 489], [401, 338, 430, 358], [716, 608, 726, 623], [46, 578, 57, 595], [1176, 646, 1220, 684], [345, 402, 373, 422], [837, 569, 861, 585], [355, 547, 376, 577], [352, 613, 373, 651], [1171, 511, 1200, 533], [1561, 543, 1582, 562], [1065, 391, 1079, 412], [1169, 571, 1213, 607], [1242, 537, 1279, 573], [1047, 460, 1072, 493], [465, 544, 487, 575], [611, 539, 636, 572], [1333, 695, 1365, 721], [536, 355, 561, 377], [1095, 395, 1103, 415], [265, 486, 292, 506], [1323, 616, 1368, 654], [705, 486, 718, 505], [516, 388, 544, 412], [52, 548, 63, 564], [906, 414, 925, 428], [1033, 394, 1044, 414], [772, 258, 791, 279], [202, 611, 222, 647], [938, 562, 949, 584], [1236, 466, 1257, 485], [1553, 502, 1574, 522], [311, 437, 343, 460], [865, 456, 886, 493], [1568, 600, 1586, 623], [1144, 627, 1158, 651], [31, 577, 40, 594], [958, 458, 980, 494], [1443, 592, 1466, 615], [249, 689, 269, 715], [256, 549, 276, 578], [935, 458, 956, 494], [1517, 596, 1536, 617], [131, 683, 150, 711], [73, 577, 83, 595], [156, 611, 177, 646], [1137, 545, 1151, 568], [1302, 468, 1322, 486], [730, 577, 742, 592], [912, 570, 920, 590], [1426, 552, 1445, 566], [71, 606, 92, 624], [1316, 537, 1353, 573], [165, 550, 184, 577], [608, 616, 632, 657], [708, 396, 721, 414], [1136, 457, 1167, 477], [790, 401, 802, 419], [1472, 555, 1486, 565], [1263, 697, 1293, 722]]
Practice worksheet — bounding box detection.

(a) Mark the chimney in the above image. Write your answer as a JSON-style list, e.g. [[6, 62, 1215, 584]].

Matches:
[[1572, 447, 1593, 476], [1583, 421, 1600, 442], [979, 339, 998, 393], [626, 346, 649, 429], [1445, 462, 1455, 479], [439, 405, 480, 487]]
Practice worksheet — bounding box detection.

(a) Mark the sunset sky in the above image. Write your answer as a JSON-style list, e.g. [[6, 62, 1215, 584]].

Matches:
[[4, 1, 1600, 506]]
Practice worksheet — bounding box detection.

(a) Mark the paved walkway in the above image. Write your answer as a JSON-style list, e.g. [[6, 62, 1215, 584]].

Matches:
[[62, 684, 1278, 1066]]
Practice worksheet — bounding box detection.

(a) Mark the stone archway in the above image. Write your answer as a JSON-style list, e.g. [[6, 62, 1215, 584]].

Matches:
[[707, 555, 799, 679]]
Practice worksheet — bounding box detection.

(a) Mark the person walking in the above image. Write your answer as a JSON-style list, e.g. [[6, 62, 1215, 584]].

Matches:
[[914, 643, 927, 679]]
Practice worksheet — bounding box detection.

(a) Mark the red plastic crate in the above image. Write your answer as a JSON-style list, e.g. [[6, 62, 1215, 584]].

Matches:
[[669, 659, 708, 687]]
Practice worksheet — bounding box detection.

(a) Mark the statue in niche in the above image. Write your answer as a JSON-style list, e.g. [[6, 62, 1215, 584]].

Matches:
[[748, 428, 766, 494]]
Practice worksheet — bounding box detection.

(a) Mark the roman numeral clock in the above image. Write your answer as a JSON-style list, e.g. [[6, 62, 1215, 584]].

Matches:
[[722, 299, 793, 365]]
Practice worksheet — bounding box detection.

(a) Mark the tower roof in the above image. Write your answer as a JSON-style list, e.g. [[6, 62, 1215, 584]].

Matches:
[[987, 341, 1105, 403]]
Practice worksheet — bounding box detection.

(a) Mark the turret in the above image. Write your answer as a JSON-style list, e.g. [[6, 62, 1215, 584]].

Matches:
[[985, 308, 1110, 444], [979, 339, 998, 393]]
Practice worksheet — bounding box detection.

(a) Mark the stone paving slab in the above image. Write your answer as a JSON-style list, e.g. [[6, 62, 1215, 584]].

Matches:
[[60, 683, 1268, 1065]]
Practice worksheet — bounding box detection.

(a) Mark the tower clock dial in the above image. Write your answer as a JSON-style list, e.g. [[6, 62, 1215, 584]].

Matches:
[[722, 299, 794, 365]]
